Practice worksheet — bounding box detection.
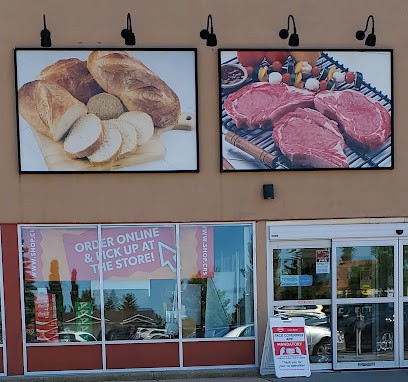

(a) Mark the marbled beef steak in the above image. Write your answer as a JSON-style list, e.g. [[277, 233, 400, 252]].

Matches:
[[224, 82, 315, 130], [273, 108, 348, 168], [314, 89, 391, 151]]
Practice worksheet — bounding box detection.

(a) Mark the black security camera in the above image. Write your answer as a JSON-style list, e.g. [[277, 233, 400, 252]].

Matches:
[[396, 229, 403, 235]]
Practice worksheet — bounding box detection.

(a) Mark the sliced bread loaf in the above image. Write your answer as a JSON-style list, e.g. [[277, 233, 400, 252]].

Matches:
[[87, 93, 125, 120], [118, 111, 154, 145], [63, 114, 103, 158], [106, 119, 138, 157], [87, 120, 122, 165], [18, 80, 87, 141]]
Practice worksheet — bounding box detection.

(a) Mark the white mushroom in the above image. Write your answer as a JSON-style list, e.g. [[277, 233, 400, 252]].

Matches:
[[332, 71, 346, 83], [268, 72, 283, 84], [304, 78, 320, 92]]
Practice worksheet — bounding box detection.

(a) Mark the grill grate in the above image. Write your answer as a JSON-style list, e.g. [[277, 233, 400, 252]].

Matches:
[[221, 53, 392, 170]]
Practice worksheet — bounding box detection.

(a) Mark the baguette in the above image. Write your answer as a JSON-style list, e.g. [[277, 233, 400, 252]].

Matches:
[[87, 51, 181, 128], [18, 80, 87, 141], [38, 58, 104, 104]]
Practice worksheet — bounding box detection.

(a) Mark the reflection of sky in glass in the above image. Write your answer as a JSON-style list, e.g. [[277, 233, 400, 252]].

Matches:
[[213, 225, 252, 314], [337, 246, 380, 262], [214, 225, 252, 266]]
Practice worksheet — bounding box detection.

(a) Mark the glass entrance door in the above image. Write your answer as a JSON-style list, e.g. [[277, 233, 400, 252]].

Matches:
[[269, 240, 334, 369], [398, 240, 408, 367], [332, 239, 398, 369]]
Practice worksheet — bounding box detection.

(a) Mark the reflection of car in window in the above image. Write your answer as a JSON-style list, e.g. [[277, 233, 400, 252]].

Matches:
[[275, 305, 325, 318], [270, 313, 346, 363], [224, 324, 254, 338], [58, 331, 97, 342], [337, 305, 407, 353]]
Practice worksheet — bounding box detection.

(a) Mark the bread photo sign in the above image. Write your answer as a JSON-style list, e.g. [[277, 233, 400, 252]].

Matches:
[[15, 49, 198, 172]]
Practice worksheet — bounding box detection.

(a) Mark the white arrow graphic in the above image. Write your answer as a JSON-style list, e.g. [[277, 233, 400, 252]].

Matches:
[[158, 241, 177, 272]]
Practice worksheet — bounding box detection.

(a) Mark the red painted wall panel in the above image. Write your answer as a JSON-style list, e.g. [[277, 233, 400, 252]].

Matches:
[[2, 224, 23, 375], [183, 340, 255, 366], [0, 347, 4, 372], [106, 343, 179, 369], [27, 345, 103, 371]]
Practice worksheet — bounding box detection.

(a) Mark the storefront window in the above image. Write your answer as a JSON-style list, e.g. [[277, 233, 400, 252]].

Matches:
[[180, 224, 254, 338], [21, 226, 101, 343], [20, 223, 255, 344], [101, 225, 178, 341]]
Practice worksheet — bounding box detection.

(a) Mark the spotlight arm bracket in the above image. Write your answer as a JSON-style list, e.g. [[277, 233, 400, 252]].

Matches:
[[287, 14, 297, 34], [363, 15, 375, 34], [126, 13, 133, 33]]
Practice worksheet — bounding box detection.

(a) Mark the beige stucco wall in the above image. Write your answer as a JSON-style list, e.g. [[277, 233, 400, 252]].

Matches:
[[2, 0, 404, 366], [0, 0, 405, 224]]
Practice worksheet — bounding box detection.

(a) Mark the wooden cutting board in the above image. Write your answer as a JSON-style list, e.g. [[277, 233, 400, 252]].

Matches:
[[32, 112, 195, 171]]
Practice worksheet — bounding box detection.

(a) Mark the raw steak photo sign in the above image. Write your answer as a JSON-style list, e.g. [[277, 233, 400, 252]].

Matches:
[[219, 49, 393, 171]]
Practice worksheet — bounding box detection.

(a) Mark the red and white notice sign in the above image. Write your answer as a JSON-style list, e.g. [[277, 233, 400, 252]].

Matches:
[[270, 317, 311, 378]]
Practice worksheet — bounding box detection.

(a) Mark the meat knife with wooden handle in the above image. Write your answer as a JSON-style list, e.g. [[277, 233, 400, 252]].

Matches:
[[224, 131, 276, 168]]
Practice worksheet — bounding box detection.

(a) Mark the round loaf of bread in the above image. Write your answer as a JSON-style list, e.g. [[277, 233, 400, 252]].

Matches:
[[87, 93, 125, 120], [64, 114, 103, 158], [106, 119, 138, 157], [87, 120, 122, 165], [118, 111, 154, 146]]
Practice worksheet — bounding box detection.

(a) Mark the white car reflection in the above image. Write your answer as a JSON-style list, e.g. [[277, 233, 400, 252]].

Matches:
[[224, 319, 346, 363], [58, 331, 97, 342]]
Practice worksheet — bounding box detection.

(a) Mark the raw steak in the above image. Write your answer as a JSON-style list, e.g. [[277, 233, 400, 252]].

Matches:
[[224, 82, 315, 130], [314, 89, 391, 151], [273, 108, 349, 168]]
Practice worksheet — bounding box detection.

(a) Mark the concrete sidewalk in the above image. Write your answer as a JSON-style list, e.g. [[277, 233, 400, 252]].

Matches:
[[4, 369, 408, 382], [133, 369, 408, 382]]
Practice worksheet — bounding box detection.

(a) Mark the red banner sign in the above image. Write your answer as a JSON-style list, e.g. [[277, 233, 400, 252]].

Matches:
[[34, 293, 58, 343]]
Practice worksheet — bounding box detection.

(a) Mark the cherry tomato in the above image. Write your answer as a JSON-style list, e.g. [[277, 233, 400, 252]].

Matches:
[[271, 61, 283, 72], [237, 51, 265, 67], [345, 72, 356, 83], [282, 73, 292, 85], [245, 66, 254, 76], [264, 51, 290, 65], [311, 66, 320, 77], [319, 80, 328, 91]]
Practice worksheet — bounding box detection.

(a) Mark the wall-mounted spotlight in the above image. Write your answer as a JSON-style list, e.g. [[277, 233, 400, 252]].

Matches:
[[200, 14, 217, 47], [40, 14, 52, 48], [121, 13, 136, 46], [355, 15, 376, 47], [263, 184, 275, 200], [279, 14, 299, 47]]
